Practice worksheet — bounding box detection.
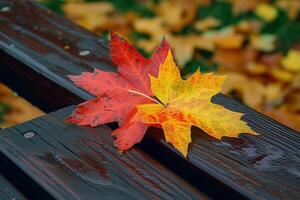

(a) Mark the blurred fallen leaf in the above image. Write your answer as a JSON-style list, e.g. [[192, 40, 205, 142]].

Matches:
[[255, 3, 278, 22], [194, 17, 221, 31], [63, 2, 133, 35], [271, 68, 294, 82], [168, 35, 214, 66], [250, 34, 277, 52], [213, 46, 257, 72], [231, 0, 270, 14], [264, 83, 283, 104], [246, 62, 268, 75], [285, 91, 300, 112], [276, 0, 300, 20], [222, 72, 265, 108], [138, 34, 215, 66], [236, 20, 262, 34], [203, 27, 245, 49], [0, 83, 44, 128], [259, 53, 282, 68], [156, 0, 197, 32], [134, 17, 167, 39], [281, 49, 300, 72]]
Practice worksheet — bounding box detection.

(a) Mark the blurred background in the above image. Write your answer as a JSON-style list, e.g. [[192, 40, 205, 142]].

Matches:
[[2, 0, 300, 131]]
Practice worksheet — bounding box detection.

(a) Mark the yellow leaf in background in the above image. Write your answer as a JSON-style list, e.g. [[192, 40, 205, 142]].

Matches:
[[255, 3, 278, 22], [134, 51, 256, 157], [63, 2, 114, 19], [137, 34, 215, 67], [134, 18, 167, 38], [250, 34, 277, 52], [264, 83, 283, 104], [236, 20, 262, 34], [154, 0, 200, 31], [214, 34, 244, 49], [157, 1, 183, 29], [276, 0, 300, 20], [281, 50, 300, 72], [271, 68, 294, 82], [168, 35, 214, 66], [246, 62, 267, 75], [203, 27, 245, 50], [63, 2, 132, 35], [0, 84, 44, 129], [194, 18, 221, 31], [222, 72, 265, 108]]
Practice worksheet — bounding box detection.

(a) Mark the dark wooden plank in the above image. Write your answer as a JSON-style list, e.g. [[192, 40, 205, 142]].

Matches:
[[0, 0, 112, 112], [0, 175, 27, 200], [142, 94, 300, 200], [0, 0, 299, 199], [0, 106, 208, 200]]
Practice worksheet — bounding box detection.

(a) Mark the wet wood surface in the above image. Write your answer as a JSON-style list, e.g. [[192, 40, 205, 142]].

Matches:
[[0, 0, 299, 199], [0, 106, 208, 200]]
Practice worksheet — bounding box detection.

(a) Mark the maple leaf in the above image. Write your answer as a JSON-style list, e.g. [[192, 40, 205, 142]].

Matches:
[[66, 32, 169, 151], [133, 50, 256, 157]]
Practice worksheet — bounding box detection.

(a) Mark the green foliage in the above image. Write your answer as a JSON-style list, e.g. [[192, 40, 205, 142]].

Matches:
[[277, 22, 300, 52], [151, 0, 162, 5], [196, 49, 214, 59], [131, 31, 150, 40], [0, 102, 10, 124], [197, 0, 232, 26], [106, 0, 155, 17], [40, 0, 155, 17], [182, 59, 219, 76], [260, 9, 289, 33], [38, 0, 65, 14], [173, 24, 197, 35]]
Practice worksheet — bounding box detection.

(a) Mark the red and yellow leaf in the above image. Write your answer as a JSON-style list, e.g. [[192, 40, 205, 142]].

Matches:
[[134, 51, 256, 157], [66, 32, 169, 151]]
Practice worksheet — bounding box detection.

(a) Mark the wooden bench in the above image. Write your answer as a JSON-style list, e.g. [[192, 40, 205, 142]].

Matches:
[[0, 0, 299, 199]]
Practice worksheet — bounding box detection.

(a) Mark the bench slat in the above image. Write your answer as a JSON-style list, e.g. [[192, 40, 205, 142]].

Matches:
[[0, 106, 208, 200], [0, 0, 299, 199]]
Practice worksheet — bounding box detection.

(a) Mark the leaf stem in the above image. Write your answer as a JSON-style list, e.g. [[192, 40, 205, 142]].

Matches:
[[128, 89, 162, 105]]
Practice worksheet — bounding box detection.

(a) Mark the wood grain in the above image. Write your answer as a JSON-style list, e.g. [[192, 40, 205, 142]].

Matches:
[[0, 0, 299, 199], [142, 94, 300, 200], [0, 106, 207, 200]]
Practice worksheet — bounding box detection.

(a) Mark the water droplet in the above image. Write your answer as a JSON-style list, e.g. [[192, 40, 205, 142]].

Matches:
[[24, 131, 35, 139], [1, 6, 10, 12], [79, 50, 91, 56], [1, 6, 11, 12]]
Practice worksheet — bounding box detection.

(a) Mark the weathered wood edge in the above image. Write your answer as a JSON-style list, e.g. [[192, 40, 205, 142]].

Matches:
[[0, 0, 299, 200]]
